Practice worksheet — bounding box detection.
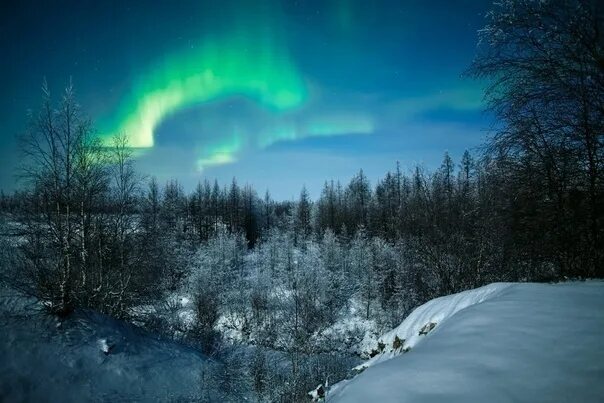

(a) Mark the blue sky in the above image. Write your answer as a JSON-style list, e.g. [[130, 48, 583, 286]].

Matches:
[[0, 0, 493, 199]]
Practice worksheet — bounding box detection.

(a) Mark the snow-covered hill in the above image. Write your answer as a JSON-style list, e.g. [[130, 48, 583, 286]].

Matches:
[[330, 281, 604, 402], [0, 292, 219, 402]]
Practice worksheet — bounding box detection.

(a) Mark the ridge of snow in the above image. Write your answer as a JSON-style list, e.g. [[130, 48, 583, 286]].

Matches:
[[357, 282, 512, 370], [330, 281, 604, 403]]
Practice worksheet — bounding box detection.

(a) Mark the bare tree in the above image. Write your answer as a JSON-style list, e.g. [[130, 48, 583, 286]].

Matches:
[[106, 132, 141, 315], [469, 0, 604, 277], [18, 81, 98, 315]]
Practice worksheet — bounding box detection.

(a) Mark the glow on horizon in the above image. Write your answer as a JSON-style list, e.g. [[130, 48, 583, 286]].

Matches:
[[194, 113, 373, 171]]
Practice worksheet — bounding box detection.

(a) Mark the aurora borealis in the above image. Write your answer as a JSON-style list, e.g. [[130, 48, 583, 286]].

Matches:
[[1, 0, 491, 198], [95, 0, 377, 171], [98, 1, 308, 150]]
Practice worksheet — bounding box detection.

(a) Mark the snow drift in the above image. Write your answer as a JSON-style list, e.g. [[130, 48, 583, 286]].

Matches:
[[330, 281, 604, 402], [356, 283, 511, 370]]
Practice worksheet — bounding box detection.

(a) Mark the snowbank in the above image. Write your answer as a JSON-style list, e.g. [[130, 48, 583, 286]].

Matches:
[[331, 281, 604, 402], [357, 283, 511, 370]]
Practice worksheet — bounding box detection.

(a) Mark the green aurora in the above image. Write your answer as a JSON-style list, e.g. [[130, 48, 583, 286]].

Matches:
[[98, 0, 373, 171], [0, 0, 492, 198]]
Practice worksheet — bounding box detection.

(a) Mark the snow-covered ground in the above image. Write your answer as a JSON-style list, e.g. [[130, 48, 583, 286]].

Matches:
[[330, 281, 604, 402], [354, 283, 511, 369], [0, 291, 219, 402]]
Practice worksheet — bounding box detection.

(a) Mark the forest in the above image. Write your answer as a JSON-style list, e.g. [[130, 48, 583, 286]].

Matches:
[[0, 0, 602, 401]]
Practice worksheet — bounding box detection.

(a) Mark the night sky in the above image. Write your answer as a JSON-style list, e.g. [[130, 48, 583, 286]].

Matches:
[[1, 0, 491, 199]]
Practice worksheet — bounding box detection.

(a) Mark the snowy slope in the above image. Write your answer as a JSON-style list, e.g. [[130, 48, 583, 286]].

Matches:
[[0, 292, 218, 402], [330, 281, 604, 403], [355, 283, 511, 369]]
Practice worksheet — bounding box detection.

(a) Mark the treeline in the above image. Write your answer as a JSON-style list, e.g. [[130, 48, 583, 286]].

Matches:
[[5, 135, 600, 316]]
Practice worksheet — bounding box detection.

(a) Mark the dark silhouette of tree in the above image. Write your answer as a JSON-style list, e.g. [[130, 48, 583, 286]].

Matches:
[[469, 0, 604, 278]]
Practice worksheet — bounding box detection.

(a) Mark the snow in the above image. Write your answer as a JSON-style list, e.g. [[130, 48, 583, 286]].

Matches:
[[97, 338, 111, 354], [309, 383, 326, 401], [0, 292, 219, 402], [318, 298, 381, 356], [129, 293, 196, 336], [356, 283, 511, 369], [330, 281, 604, 403]]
